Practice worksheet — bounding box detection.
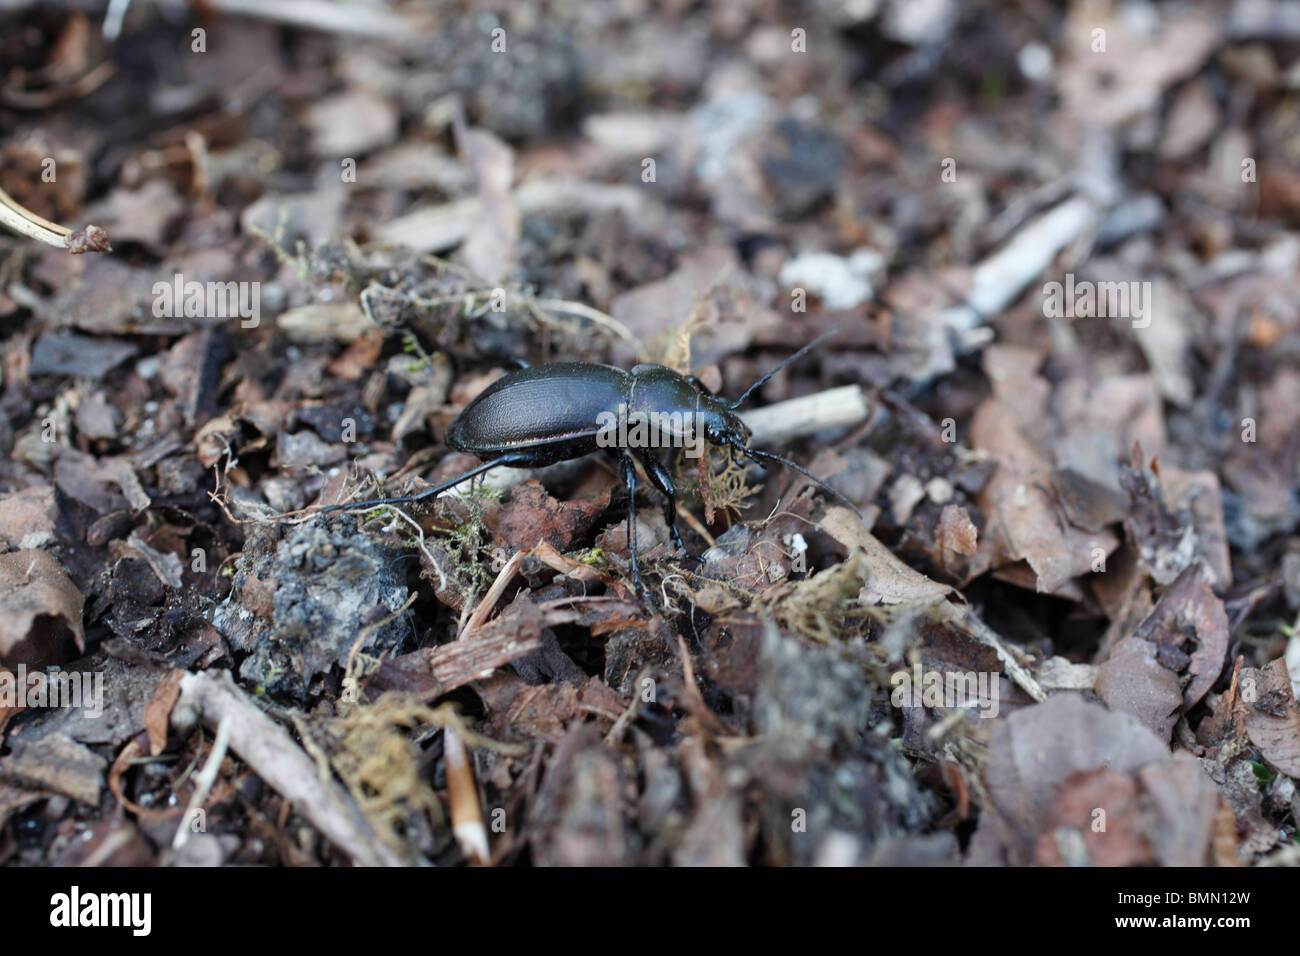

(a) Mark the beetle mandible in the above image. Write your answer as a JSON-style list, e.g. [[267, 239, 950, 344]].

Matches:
[[321, 330, 848, 598]]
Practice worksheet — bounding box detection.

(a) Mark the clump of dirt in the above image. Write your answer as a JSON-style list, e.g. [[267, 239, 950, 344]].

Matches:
[[742, 623, 937, 865], [212, 518, 410, 700]]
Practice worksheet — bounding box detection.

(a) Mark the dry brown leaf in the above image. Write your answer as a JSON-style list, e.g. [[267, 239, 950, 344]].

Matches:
[[0, 549, 85, 668], [0, 485, 58, 550], [936, 504, 978, 558], [1237, 659, 1300, 778], [1131, 560, 1229, 712], [0, 733, 105, 805], [304, 87, 398, 157], [1162, 466, 1233, 589], [1095, 637, 1183, 743], [144, 669, 185, 756], [458, 128, 518, 283], [495, 479, 612, 552], [973, 393, 1119, 592], [1137, 755, 1222, 866], [1032, 768, 1152, 866], [982, 693, 1169, 863], [819, 505, 952, 605]]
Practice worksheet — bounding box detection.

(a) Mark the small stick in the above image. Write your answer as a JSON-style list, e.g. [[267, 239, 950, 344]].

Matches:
[[941, 604, 1047, 703], [171, 715, 231, 851], [444, 725, 490, 865], [938, 195, 1097, 335], [677, 503, 715, 548], [741, 384, 871, 446], [173, 670, 408, 866], [167, 0, 422, 39], [0, 185, 111, 253], [459, 550, 525, 639]]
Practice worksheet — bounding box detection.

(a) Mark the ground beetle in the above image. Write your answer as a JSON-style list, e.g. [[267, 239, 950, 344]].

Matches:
[[321, 330, 848, 598]]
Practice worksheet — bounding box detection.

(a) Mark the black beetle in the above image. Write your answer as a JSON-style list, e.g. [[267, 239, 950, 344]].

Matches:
[[321, 330, 848, 598]]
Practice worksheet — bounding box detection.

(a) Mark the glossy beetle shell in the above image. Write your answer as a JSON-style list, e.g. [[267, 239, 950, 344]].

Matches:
[[444, 361, 748, 466], [445, 362, 628, 463]]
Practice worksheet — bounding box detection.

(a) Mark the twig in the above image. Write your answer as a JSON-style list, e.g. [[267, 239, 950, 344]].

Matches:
[[677, 504, 715, 548], [667, 622, 726, 735], [527, 296, 640, 349], [459, 550, 524, 639], [0, 185, 110, 253], [172, 670, 409, 866], [741, 384, 872, 446], [171, 715, 231, 851], [941, 604, 1047, 703], [937, 195, 1097, 335], [161, 0, 423, 40], [381, 505, 450, 595], [602, 672, 647, 746], [443, 725, 490, 865]]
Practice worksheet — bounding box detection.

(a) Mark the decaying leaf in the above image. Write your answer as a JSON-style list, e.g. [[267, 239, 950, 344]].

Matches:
[[476, 673, 626, 744], [1095, 637, 1182, 742], [144, 668, 185, 756], [0, 484, 58, 550], [1138, 755, 1225, 867], [971, 348, 1120, 593], [819, 506, 953, 605], [1237, 659, 1300, 778], [982, 693, 1169, 863], [0, 733, 105, 805], [1120, 445, 1196, 586], [0, 549, 85, 668], [1032, 768, 1151, 866], [935, 503, 978, 578], [1130, 560, 1229, 712], [495, 479, 612, 551]]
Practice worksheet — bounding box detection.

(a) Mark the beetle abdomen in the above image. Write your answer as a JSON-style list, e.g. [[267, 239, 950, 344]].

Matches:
[[445, 362, 628, 460]]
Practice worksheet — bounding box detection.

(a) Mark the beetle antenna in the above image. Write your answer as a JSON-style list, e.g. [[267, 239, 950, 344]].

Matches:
[[742, 445, 859, 514], [728, 329, 841, 411]]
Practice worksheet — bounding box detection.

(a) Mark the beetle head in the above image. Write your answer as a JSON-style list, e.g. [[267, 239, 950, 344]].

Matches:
[[699, 396, 752, 451]]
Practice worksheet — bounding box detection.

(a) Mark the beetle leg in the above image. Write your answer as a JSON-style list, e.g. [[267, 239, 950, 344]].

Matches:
[[633, 450, 690, 556], [619, 453, 650, 601], [318, 453, 529, 513]]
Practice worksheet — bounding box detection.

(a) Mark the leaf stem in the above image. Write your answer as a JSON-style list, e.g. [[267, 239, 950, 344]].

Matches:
[[0, 185, 111, 253]]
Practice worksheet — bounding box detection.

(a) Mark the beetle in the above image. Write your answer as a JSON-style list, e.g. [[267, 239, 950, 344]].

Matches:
[[320, 330, 848, 598]]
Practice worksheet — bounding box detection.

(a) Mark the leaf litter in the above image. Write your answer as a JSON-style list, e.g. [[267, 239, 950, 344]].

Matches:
[[1, 0, 1298, 869]]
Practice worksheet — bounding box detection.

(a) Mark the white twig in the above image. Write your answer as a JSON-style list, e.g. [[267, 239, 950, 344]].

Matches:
[[741, 384, 871, 446], [444, 725, 490, 865], [173, 671, 409, 866], [938, 195, 1098, 334], [171, 714, 231, 851], [161, 0, 421, 39]]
